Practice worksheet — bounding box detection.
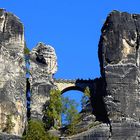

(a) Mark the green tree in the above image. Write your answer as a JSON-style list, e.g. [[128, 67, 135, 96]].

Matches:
[[23, 119, 59, 140], [61, 97, 80, 135], [44, 89, 62, 129]]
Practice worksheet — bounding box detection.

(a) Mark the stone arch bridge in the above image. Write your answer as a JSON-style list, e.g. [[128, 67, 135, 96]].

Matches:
[[54, 79, 95, 94]]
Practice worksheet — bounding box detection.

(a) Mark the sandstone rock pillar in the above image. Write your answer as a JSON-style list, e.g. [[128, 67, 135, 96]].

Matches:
[[29, 42, 57, 120], [98, 11, 140, 121], [0, 9, 26, 136]]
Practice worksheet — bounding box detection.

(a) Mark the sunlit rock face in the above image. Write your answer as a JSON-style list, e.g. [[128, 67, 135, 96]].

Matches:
[[0, 9, 26, 136], [30, 42, 57, 120]]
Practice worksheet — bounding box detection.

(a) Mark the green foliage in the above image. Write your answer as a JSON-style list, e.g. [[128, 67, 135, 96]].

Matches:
[[22, 119, 59, 140], [67, 111, 80, 135], [61, 97, 79, 125], [61, 97, 80, 135], [24, 42, 30, 55], [3, 115, 15, 134], [44, 90, 62, 129]]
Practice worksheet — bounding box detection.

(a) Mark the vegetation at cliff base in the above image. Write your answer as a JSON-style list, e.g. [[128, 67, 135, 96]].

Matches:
[[23, 88, 93, 138], [44, 89, 62, 130], [22, 119, 59, 140], [61, 96, 80, 135]]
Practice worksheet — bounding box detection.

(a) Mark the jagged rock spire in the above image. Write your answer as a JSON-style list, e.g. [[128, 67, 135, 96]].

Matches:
[[29, 42, 57, 120]]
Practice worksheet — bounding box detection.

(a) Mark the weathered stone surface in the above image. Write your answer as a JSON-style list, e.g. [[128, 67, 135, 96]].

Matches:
[[0, 9, 26, 136], [111, 120, 140, 140], [61, 124, 110, 140], [30, 42, 57, 120], [0, 132, 21, 140], [98, 10, 140, 121], [61, 121, 140, 140], [97, 10, 140, 139]]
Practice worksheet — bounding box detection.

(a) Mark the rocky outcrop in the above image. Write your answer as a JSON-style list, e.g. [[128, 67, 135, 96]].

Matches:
[[98, 10, 140, 122], [61, 120, 140, 140], [0, 132, 21, 140], [61, 124, 110, 140], [97, 10, 140, 139], [0, 9, 26, 136], [29, 42, 57, 120]]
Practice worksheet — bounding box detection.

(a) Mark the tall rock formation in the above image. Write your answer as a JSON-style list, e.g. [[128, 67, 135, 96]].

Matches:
[[98, 10, 140, 121], [0, 9, 26, 136], [29, 42, 57, 120], [98, 10, 140, 139]]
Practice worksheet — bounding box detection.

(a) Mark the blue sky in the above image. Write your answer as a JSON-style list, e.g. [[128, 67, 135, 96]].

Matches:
[[1, 0, 140, 80]]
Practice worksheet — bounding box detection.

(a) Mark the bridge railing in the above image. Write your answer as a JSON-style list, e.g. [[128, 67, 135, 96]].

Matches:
[[54, 78, 95, 84], [54, 78, 76, 83]]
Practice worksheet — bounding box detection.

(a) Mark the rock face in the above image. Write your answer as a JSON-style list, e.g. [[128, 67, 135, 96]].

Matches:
[[61, 121, 140, 140], [0, 9, 26, 136], [98, 10, 140, 121], [30, 42, 57, 120], [98, 10, 140, 139], [61, 124, 110, 140], [0, 132, 21, 140]]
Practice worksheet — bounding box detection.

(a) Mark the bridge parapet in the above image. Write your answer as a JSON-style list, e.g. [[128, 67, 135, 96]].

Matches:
[[54, 78, 76, 84], [54, 78, 94, 83], [54, 78, 95, 93]]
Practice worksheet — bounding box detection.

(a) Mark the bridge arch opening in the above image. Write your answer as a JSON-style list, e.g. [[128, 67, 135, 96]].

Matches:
[[62, 90, 85, 112], [61, 88, 90, 127], [61, 86, 84, 95]]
